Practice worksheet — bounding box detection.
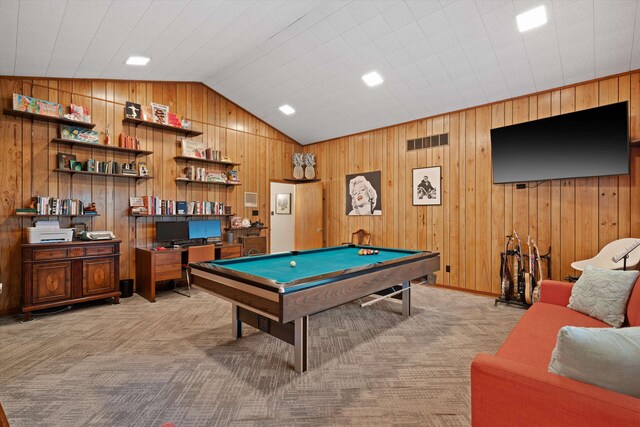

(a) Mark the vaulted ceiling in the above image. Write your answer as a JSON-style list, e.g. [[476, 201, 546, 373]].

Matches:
[[2, 0, 640, 144]]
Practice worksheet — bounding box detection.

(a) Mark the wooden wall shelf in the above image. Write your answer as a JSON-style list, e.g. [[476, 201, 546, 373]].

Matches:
[[54, 168, 153, 181], [283, 178, 321, 183], [15, 213, 100, 218], [176, 179, 240, 187], [123, 117, 202, 137], [52, 138, 152, 156], [131, 214, 234, 218], [3, 108, 96, 129], [174, 156, 240, 167], [224, 226, 268, 231]]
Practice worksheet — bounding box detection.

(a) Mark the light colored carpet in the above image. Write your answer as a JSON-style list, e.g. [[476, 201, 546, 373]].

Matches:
[[0, 285, 523, 427]]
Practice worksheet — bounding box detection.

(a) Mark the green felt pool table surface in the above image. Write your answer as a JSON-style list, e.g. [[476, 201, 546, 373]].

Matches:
[[196, 245, 424, 291]]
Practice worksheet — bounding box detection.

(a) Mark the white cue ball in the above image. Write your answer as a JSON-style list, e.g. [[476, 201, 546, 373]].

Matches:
[[290, 260, 296, 267]]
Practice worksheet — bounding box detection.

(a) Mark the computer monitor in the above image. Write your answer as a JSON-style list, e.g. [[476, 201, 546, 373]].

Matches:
[[188, 220, 222, 240], [155, 221, 189, 246]]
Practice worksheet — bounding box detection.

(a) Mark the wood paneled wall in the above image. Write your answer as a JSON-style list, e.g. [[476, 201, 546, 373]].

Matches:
[[0, 77, 301, 314], [305, 72, 640, 294]]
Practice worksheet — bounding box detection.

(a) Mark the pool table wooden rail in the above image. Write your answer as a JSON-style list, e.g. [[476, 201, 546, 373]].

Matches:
[[279, 252, 439, 322], [190, 245, 434, 292]]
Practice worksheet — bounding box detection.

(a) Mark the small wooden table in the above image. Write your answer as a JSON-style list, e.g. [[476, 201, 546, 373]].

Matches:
[[135, 243, 242, 302]]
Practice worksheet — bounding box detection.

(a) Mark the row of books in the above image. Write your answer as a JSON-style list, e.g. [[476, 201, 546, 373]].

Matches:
[[20, 196, 94, 216], [130, 196, 226, 216], [86, 159, 145, 176], [183, 166, 227, 183]]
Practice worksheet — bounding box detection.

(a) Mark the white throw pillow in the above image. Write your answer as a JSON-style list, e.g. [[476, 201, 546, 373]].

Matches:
[[568, 266, 638, 327], [549, 326, 640, 398]]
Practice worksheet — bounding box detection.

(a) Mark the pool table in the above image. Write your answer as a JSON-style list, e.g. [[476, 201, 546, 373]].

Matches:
[[189, 245, 440, 373]]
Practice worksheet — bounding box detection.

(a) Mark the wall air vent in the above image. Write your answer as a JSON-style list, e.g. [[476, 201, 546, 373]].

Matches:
[[244, 192, 258, 208], [407, 133, 449, 151]]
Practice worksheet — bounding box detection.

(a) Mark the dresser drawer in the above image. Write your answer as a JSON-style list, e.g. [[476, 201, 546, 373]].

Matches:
[[220, 245, 242, 259], [86, 246, 114, 256], [33, 249, 68, 261]]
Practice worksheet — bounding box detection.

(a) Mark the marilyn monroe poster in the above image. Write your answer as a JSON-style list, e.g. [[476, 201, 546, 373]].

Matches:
[[346, 171, 382, 215]]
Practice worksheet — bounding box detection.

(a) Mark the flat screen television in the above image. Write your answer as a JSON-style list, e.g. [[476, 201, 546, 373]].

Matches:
[[156, 221, 189, 245], [490, 101, 629, 184], [188, 220, 221, 240]]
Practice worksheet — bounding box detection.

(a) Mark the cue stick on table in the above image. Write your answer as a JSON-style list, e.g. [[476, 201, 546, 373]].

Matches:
[[358, 279, 428, 308]]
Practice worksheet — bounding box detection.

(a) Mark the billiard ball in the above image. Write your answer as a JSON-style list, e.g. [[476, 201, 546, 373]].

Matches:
[[374, 250, 379, 255], [367, 250, 372, 255], [358, 249, 364, 255], [290, 261, 296, 267]]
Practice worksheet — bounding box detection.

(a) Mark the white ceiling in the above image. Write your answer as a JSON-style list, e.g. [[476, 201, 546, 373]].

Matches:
[[2, 0, 640, 144]]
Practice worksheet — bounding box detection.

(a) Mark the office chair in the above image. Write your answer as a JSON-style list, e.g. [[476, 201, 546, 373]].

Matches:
[[174, 245, 216, 297], [343, 229, 371, 246], [571, 238, 640, 271]]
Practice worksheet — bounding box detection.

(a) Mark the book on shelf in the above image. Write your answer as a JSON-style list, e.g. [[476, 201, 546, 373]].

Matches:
[[132, 196, 224, 216], [27, 196, 93, 215]]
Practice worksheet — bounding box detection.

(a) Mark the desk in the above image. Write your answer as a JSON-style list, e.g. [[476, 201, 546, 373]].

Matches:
[[135, 242, 243, 302], [190, 245, 440, 372]]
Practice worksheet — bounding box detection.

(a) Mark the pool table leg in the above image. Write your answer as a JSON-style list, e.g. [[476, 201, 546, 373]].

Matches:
[[402, 281, 411, 316], [232, 304, 242, 338], [294, 316, 309, 373]]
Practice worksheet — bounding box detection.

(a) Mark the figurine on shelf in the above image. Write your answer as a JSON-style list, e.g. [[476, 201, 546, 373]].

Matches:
[[293, 153, 304, 179], [226, 170, 239, 183], [304, 153, 316, 179], [104, 123, 111, 145]]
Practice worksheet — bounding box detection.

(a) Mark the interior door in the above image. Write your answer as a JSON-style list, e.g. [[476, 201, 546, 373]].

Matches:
[[270, 182, 296, 253], [294, 182, 323, 250]]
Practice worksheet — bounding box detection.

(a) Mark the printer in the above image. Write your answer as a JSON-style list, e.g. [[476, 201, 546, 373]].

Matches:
[[27, 220, 74, 244]]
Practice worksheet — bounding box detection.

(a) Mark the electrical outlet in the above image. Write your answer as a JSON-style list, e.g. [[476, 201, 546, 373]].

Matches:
[[445, 265, 450, 273]]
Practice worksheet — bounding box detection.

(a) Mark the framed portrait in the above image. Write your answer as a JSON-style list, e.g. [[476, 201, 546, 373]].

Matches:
[[275, 193, 291, 214], [412, 166, 441, 206], [345, 171, 382, 215]]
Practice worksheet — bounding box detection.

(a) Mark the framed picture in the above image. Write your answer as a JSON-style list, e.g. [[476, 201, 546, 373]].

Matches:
[[412, 166, 441, 205], [345, 171, 382, 215], [275, 193, 291, 215], [151, 102, 169, 125], [125, 101, 141, 119], [57, 152, 76, 169]]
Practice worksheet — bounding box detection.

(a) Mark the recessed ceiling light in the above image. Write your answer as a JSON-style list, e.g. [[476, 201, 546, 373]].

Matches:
[[362, 71, 384, 87], [279, 104, 295, 115], [516, 5, 547, 33], [126, 56, 150, 66]]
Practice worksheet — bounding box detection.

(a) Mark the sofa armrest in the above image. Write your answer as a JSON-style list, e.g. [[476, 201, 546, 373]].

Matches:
[[539, 280, 574, 306], [471, 353, 640, 426]]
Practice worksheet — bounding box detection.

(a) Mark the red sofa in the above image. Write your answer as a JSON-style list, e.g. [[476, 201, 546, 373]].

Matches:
[[471, 278, 640, 426]]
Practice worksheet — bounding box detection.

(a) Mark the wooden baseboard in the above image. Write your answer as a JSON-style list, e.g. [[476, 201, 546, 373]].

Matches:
[[429, 283, 499, 298]]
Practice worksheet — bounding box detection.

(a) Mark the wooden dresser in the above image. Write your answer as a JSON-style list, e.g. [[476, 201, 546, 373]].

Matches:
[[22, 240, 121, 320]]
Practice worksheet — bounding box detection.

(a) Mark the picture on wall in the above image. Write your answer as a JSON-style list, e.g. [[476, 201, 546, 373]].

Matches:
[[345, 171, 382, 215], [275, 193, 291, 214], [412, 166, 441, 205]]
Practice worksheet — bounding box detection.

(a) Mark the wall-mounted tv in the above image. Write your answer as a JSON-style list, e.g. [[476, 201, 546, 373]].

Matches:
[[490, 101, 629, 184]]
